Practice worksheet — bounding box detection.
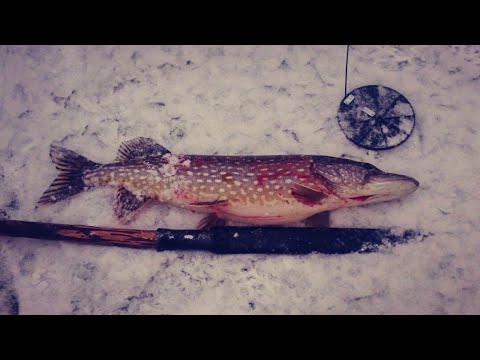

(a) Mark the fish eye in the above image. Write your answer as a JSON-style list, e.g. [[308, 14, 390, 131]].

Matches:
[[359, 162, 383, 175], [363, 163, 378, 170]]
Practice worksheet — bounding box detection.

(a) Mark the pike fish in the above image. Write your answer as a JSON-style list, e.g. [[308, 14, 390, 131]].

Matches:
[[38, 137, 419, 228]]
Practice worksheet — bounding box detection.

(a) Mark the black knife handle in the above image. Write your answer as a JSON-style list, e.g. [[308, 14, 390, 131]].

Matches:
[[156, 227, 419, 255], [156, 229, 214, 252]]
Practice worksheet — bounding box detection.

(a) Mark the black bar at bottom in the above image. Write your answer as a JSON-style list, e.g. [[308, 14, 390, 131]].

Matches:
[[156, 227, 420, 255]]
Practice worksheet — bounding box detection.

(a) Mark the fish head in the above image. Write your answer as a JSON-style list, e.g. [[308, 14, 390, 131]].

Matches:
[[312, 157, 419, 204]]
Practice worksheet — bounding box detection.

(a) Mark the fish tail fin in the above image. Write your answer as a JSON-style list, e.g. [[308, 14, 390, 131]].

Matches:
[[38, 144, 100, 205]]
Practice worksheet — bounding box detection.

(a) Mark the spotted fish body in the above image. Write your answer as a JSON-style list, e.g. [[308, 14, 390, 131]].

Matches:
[[39, 138, 419, 227]]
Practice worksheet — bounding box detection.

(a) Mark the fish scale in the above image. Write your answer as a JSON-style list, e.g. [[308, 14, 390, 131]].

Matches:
[[177, 156, 317, 206], [38, 137, 419, 227], [85, 156, 319, 206]]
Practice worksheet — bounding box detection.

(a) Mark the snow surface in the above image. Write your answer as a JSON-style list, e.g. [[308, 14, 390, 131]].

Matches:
[[0, 45, 479, 314]]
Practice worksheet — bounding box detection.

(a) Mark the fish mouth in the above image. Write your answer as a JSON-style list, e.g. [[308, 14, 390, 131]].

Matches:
[[360, 173, 419, 201], [349, 172, 420, 204]]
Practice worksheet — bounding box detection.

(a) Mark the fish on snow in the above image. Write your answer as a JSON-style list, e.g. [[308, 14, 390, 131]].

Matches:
[[38, 137, 419, 228]]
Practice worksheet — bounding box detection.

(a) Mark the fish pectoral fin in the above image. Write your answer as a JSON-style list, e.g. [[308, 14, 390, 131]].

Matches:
[[190, 200, 228, 229], [290, 183, 328, 206], [197, 214, 226, 230], [305, 211, 331, 228], [113, 187, 152, 224], [115, 137, 170, 161]]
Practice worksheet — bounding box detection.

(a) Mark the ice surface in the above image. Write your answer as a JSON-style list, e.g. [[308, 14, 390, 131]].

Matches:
[[0, 45, 479, 314]]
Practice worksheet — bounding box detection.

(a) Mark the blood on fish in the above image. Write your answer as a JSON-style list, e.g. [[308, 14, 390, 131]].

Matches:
[[349, 195, 372, 202]]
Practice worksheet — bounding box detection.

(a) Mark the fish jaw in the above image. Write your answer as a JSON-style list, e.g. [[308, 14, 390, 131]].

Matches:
[[342, 172, 419, 206]]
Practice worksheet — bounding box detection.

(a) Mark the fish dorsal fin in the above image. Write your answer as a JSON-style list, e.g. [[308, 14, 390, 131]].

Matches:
[[116, 137, 170, 162], [113, 187, 152, 224], [290, 182, 328, 206]]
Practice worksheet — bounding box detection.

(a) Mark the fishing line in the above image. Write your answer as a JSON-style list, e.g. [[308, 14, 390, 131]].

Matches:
[[344, 44, 350, 96]]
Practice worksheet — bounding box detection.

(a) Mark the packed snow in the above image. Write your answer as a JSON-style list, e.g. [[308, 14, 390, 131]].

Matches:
[[0, 45, 479, 314]]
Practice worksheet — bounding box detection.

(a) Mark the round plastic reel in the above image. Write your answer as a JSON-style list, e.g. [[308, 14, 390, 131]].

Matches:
[[337, 85, 416, 150]]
